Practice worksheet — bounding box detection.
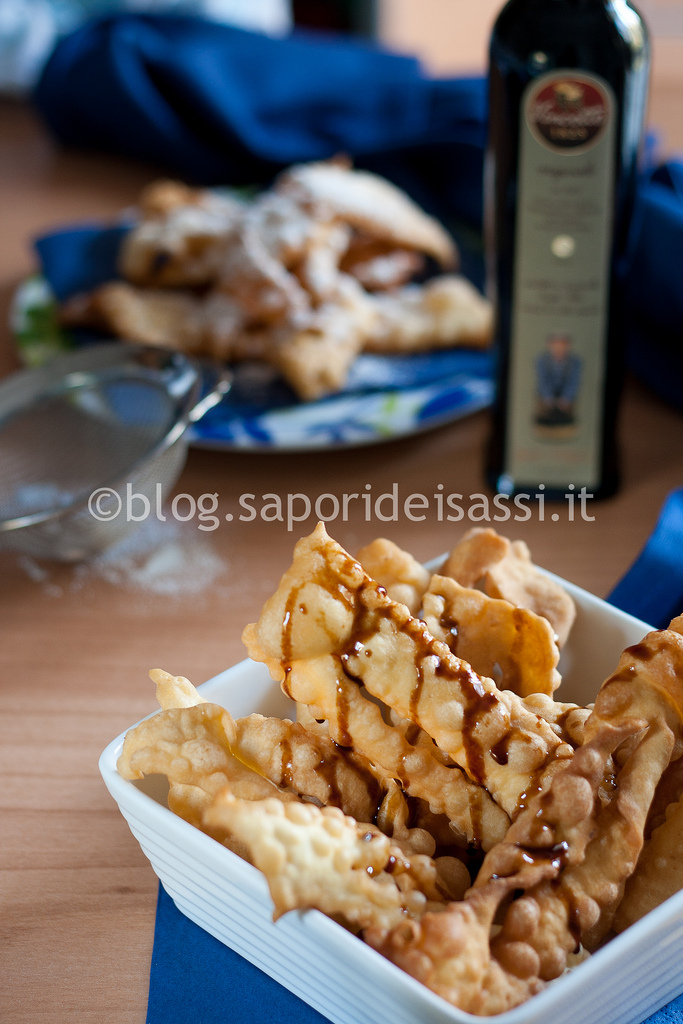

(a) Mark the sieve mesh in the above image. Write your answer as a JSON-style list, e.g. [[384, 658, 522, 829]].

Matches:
[[0, 343, 228, 562], [0, 377, 176, 522]]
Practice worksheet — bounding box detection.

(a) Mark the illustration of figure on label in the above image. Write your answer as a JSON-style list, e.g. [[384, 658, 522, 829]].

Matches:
[[535, 333, 582, 428]]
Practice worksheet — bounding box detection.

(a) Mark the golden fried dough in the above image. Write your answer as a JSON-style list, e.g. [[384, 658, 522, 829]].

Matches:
[[491, 622, 683, 981], [267, 279, 376, 400], [442, 528, 576, 647], [114, 528, 683, 1018], [230, 713, 390, 825], [60, 282, 206, 351], [117, 703, 289, 832], [440, 527, 510, 587], [275, 160, 458, 267], [340, 235, 425, 291], [150, 668, 207, 709], [364, 277, 493, 353], [367, 716, 631, 1014], [370, 621, 683, 1009], [119, 690, 394, 830], [63, 161, 495, 400], [485, 540, 576, 648], [119, 184, 243, 287], [521, 692, 592, 748], [243, 523, 572, 819], [614, 792, 683, 931], [366, 879, 545, 1016], [645, 755, 683, 836], [423, 575, 561, 697], [356, 537, 431, 614], [204, 793, 446, 930]]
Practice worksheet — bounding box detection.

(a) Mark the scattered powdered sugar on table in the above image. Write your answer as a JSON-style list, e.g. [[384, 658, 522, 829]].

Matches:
[[18, 517, 227, 599]]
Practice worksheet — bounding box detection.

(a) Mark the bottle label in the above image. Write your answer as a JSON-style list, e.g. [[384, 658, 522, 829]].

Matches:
[[504, 70, 616, 490]]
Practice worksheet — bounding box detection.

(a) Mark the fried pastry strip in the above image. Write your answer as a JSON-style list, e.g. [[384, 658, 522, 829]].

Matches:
[[366, 728, 620, 1015], [367, 729, 621, 1012], [356, 537, 431, 615], [643, 754, 683, 836], [118, 696, 393, 830], [267, 277, 376, 401], [372, 715, 631, 958], [521, 692, 592, 748], [117, 703, 290, 831], [217, 192, 318, 326], [60, 282, 207, 352], [363, 277, 493, 353], [366, 705, 647, 1012], [119, 180, 243, 287], [204, 793, 467, 933], [614, 791, 683, 932], [275, 160, 458, 268], [423, 575, 561, 697], [150, 668, 207, 709], [229, 713, 389, 825], [263, 644, 508, 848], [367, 878, 544, 1016], [492, 621, 683, 979], [244, 524, 572, 819], [340, 237, 425, 291], [442, 528, 576, 647]]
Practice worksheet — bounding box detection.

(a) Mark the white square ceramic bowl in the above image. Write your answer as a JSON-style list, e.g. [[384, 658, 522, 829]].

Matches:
[[99, 571, 683, 1024]]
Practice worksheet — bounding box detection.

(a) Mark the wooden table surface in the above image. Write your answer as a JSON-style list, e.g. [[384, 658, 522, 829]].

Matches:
[[2, 99, 683, 1024]]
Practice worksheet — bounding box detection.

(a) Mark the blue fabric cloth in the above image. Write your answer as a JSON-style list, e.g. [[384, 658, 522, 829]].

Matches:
[[624, 166, 683, 413], [609, 487, 683, 629], [34, 224, 130, 302], [33, 14, 487, 227], [148, 884, 328, 1024]]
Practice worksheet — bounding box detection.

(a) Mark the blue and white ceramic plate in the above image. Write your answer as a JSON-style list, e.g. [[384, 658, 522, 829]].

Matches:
[[15, 219, 494, 451]]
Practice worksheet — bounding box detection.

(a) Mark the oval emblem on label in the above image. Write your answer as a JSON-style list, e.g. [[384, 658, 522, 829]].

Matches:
[[526, 75, 610, 152]]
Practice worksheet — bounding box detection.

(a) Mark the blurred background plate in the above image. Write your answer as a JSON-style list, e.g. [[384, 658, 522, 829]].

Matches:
[[12, 273, 494, 452]]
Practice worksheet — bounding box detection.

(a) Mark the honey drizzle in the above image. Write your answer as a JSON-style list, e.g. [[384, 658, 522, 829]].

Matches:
[[438, 608, 460, 655], [279, 547, 539, 830], [280, 738, 294, 789]]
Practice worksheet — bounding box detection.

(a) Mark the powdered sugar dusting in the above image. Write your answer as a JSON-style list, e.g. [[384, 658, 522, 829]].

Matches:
[[17, 517, 227, 598]]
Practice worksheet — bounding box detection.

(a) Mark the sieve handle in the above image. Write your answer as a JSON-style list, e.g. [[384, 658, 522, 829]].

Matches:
[[187, 365, 233, 424]]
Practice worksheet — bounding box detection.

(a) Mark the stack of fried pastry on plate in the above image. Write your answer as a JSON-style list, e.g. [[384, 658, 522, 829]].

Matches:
[[61, 160, 493, 401], [117, 525, 683, 1016]]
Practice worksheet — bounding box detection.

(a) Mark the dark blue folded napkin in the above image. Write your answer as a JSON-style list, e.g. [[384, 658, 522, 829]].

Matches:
[[609, 487, 683, 629], [33, 15, 487, 227], [623, 166, 683, 413], [148, 884, 327, 1024]]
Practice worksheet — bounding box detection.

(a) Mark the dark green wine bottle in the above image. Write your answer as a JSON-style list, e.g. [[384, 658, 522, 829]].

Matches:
[[485, 0, 650, 500]]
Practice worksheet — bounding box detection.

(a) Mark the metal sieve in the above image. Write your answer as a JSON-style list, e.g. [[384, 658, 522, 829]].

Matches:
[[0, 343, 231, 561]]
